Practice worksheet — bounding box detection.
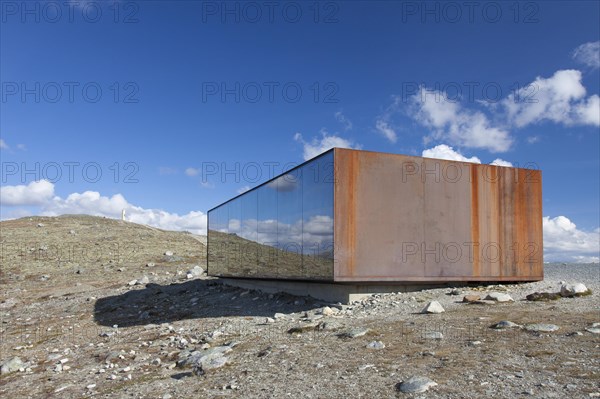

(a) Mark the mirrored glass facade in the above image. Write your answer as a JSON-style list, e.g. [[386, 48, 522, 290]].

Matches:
[[207, 151, 334, 280]]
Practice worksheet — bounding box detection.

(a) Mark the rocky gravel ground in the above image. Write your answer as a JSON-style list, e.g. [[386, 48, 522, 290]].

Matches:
[[1, 215, 599, 398]]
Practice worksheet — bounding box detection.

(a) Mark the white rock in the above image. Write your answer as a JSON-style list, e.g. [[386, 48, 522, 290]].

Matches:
[[0, 357, 24, 375], [560, 283, 588, 297], [421, 301, 445, 314], [128, 280, 137, 286], [164, 251, 174, 256], [187, 266, 204, 277], [485, 292, 514, 302], [321, 306, 335, 316]]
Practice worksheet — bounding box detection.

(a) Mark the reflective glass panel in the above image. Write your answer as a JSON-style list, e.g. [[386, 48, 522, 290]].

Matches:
[[301, 152, 334, 278]]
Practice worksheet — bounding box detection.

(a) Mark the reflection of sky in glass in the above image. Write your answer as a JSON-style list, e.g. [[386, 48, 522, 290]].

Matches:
[[208, 151, 334, 260]]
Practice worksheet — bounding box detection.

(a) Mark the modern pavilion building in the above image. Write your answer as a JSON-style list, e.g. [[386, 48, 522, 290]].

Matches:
[[207, 148, 543, 285]]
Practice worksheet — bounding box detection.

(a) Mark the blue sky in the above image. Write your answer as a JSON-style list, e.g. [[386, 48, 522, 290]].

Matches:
[[1, 0, 599, 262]]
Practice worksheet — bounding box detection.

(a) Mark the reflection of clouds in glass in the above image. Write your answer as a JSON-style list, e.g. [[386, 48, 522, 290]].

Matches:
[[235, 215, 333, 254], [228, 218, 240, 231], [267, 174, 300, 192], [303, 215, 333, 236]]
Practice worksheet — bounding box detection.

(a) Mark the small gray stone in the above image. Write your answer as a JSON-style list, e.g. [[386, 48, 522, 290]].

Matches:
[[421, 301, 445, 314], [338, 327, 370, 339], [366, 340, 385, 350], [397, 376, 438, 393], [1, 357, 24, 375], [191, 353, 228, 375], [491, 320, 521, 329], [421, 331, 443, 340], [485, 292, 514, 302], [585, 327, 600, 334], [524, 323, 559, 332]]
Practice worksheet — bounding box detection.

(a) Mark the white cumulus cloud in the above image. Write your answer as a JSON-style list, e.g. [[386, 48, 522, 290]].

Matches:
[[489, 159, 513, 167], [1, 181, 208, 234], [409, 87, 513, 152], [422, 144, 512, 166], [543, 215, 600, 263], [501, 69, 600, 127], [422, 144, 481, 163], [1, 180, 55, 206], [572, 41, 600, 69], [0, 139, 8, 150], [294, 130, 361, 161]]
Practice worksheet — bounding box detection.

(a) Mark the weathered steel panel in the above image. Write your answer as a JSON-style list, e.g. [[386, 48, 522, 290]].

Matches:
[[333, 148, 543, 282]]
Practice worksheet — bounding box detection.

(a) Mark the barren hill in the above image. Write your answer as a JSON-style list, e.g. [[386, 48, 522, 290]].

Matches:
[[0, 215, 599, 398]]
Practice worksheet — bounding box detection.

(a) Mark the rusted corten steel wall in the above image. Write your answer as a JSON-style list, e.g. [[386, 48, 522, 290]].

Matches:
[[333, 148, 543, 282]]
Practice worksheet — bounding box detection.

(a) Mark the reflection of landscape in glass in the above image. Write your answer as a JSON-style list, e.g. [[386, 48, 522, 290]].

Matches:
[[208, 151, 334, 280]]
